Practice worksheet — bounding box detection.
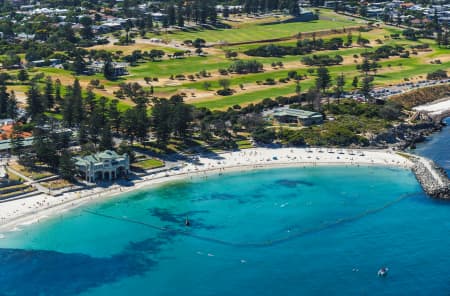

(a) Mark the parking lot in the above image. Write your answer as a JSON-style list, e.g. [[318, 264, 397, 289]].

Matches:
[[346, 78, 450, 102]]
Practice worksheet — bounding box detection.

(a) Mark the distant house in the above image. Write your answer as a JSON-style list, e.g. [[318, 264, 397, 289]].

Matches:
[[86, 61, 129, 76], [400, 2, 415, 9], [297, 11, 317, 21], [0, 120, 32, 140], [19, 4, 35, 11], [29, 59, 62, 67], [0, 137, 34, 152], [73, 150, 130, 182], [151, 12, 167, 22], [366, 7, 384, 18], [411, 18, 431, 27], [324, 1, 342, 8], [149, 38, 163, 43], [263, 107, 323, 126], [16, 33, 35, 41], [215, 5, 243, 12], [0, 119, 15, 127], [98, 21, 123, 32]]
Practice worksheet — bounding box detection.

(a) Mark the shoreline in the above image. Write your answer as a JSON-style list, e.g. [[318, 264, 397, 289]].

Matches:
[[0, 147, 414, 235]]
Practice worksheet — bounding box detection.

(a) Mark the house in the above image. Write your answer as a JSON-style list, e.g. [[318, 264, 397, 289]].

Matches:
[[0, 137, 34, 152], [215, 5, 243, 12], [73, 150, 130, 182], [411, 18, 431, 27], [0, 119, 15, 127], [19, 4, 35, 11], [86, 61, 129, 76], [297, 10, 317, 22], [366, 7, 384, 18], [98, 21, 123, 32], [29, 59, 62, 67], [400, 2, 415, 9], [0, 120, 32, 140], [16, 33, 35, 41], [263, 107, 323, 126], [151, 12, 167, 22], [324, 1, 343, 8]]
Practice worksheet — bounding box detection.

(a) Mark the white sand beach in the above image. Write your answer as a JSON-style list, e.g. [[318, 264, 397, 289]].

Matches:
[[413, 97, 450, 117], [0, 147, 413, 234]]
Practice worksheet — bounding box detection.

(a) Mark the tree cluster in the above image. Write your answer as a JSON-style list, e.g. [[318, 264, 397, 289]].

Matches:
[[301, 54, 343, 66], [245, 37, 345, 57], [228, 60, 263, 74]]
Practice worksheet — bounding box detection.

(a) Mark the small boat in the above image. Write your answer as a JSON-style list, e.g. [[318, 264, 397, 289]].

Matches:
[[377, 267, 389, 277], [185, 216, 190, 227]]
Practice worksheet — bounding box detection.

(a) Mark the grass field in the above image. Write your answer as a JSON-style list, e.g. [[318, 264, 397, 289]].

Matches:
[[191, 57, 450, 109], [9, 163, 55, 180], [8, 12, 449, 113], [132, 158, 165, 170], [149, 13, 359, 44]]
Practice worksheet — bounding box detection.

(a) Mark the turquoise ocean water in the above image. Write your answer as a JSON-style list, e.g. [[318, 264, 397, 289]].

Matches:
[[0, 121, 449, 296]]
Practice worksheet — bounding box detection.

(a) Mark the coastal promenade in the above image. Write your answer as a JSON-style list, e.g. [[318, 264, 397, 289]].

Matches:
[[0, 147, 446, 234]]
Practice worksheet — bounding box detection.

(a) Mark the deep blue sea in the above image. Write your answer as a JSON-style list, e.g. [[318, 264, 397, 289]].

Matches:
[[0, 120, 449, 296], [413, 117, 450, 175]]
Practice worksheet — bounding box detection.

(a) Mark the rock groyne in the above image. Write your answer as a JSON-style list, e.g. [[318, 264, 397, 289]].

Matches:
[[411, 156, 450, 199]]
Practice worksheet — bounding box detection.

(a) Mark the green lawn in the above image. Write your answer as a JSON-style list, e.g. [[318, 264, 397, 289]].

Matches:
[[132, 158, 165, 170], [13, 20, 448, 114], [192, 82, 312, 109], [150, 19, 358, 44], [129, 55, 230, 78], [155, 46, 383, 93], [236, 139, 254, 149], [132, 34, 430, 87], [190, 57, 450, 110], [9, 163, 55, 181], [222, 31, 379, 52]]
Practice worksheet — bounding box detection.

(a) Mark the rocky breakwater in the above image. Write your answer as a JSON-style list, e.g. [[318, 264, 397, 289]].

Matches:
[[411, 156, 450, 199]]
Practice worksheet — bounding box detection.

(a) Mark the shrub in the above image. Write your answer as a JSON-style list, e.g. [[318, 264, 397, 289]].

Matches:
[[218, 68, 228, 75], [427, 69, 447, 80], [90, 79, 100, 87], [399, 51, 410, 58], [301, 54, 343, 66], [263, 78, 276, 85], [287, 71, 299, 79], [252, 127, 276, 144], [216, 89, 234, 96], [203, 81, 212, 90], [244, 38, 344, 57]]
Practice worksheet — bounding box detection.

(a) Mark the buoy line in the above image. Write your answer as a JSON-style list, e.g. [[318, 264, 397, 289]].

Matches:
[[83, 192, 420, 248]]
